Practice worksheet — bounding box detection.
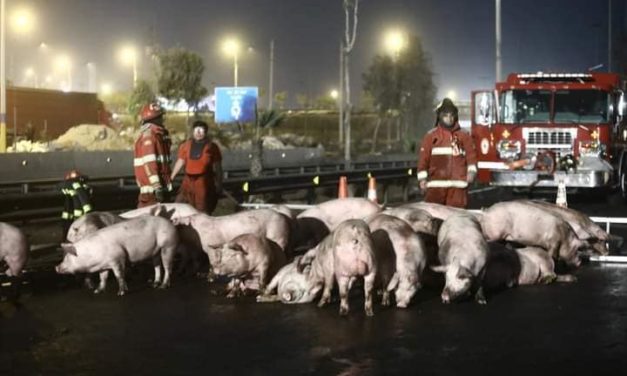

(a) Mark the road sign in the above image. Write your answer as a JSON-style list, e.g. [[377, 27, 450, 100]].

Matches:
[[214, 87, 258, 124]]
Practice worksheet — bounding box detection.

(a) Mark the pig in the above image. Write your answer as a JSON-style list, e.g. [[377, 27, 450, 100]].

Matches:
[[172, 209, 291, 279], [0, 222, 29, 277], [380, 207, 442, 236], [120, 203, 200, 221], [256, 256, 319, 304], [55, 216, 179, 296], [483, 243, 577, 291], [298, 219, 377, 316], [368, 214, 427, 308], [211, 234, 287, 298], [400, 202, 482, 221], [297, 198, 381, 230], [66, 211, 125, 243], [480, 201, 586, 268], [519, 200, 620, 255], [433, 214, 489, 304]]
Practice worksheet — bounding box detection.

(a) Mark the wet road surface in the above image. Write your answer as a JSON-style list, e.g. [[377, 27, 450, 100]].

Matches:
[[2, 262, 627, 375], [3, 189, 627, 375]]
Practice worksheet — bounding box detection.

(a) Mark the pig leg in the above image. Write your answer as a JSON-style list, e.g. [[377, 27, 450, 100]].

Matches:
[[337, 276, 351, 316], [160, 246, 176, 289], [256, 294, 282, 303], [364, 272, 376, 317], [474, 286, 487, 305], [150, 254, 164, 288], [93, 270, 109, 294], [111, 264, 128, 296], [317, 274, 335, 308]]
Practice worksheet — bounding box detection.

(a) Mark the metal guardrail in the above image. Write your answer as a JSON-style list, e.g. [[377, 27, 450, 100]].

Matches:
[[0, 156, 417, 222]]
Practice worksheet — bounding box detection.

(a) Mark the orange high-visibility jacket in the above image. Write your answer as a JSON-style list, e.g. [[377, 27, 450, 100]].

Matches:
[[133, 123, 173, 194], [417, 123, 477, 189]]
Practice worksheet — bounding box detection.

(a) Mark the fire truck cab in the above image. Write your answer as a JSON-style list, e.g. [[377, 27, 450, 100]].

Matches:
[[471, 72, 627, 197]]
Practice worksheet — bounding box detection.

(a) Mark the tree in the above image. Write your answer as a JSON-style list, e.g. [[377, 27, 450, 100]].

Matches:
[[250, 109, 286, 177], [128, 79, 156, 118], [314, 95, 337, 110], [296, 93, 310, 110], [363, 34, 436, 151], [340, 0, 360, 164], [157, 47, 208, 112], [273, 91, 287, 110]]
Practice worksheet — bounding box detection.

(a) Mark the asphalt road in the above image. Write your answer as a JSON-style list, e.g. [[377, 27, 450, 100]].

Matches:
[[2, 188, 627, 375]]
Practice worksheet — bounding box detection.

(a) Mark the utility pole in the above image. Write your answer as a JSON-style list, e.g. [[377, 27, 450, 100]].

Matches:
[[495, 0, 502, 82], [268, 39, 274, 109], [1, 0, 6, 152], [338, 41, 344, 145], [608, 0, 612, 72]]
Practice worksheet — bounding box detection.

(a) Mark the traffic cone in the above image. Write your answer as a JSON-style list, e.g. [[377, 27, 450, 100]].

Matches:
[[338, 176, 348, 198], [556, 179, 568, 208], [367, 177, 378, 203]]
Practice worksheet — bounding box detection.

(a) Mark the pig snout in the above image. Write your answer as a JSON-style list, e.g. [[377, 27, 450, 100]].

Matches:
[[441, 289, 451, 304]]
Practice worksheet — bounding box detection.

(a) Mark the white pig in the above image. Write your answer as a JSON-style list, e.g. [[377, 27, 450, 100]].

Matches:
[[433, 214, 488, 304], [55, 216, 179, 296], [212, 234, 287, 297], [0, 222, 29, 277]]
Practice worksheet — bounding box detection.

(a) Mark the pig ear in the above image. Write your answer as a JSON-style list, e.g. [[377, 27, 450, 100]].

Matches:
[[457, 267, 473, 280], [229, 243, 248, 255], [430, 265, 448, 273], [61, 243, 77, 256]]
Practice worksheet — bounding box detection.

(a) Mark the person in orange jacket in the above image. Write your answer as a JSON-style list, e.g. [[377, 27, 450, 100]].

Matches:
[[416, 98, 477, 208], [170, 120, 223, 214], [133, 102, 173, 208]]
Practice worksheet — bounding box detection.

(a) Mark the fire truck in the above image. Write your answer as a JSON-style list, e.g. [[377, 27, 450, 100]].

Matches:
[[470, 72, 627, 198]]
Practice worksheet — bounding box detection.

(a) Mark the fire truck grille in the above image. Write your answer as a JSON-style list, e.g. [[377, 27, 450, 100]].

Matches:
[[523, 129, 575, 153], [526, 131, 572, 145]]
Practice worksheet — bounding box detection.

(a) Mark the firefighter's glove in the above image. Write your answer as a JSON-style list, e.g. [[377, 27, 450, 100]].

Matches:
[[419, 180, 427, 192], [154, 187, 165, 202]]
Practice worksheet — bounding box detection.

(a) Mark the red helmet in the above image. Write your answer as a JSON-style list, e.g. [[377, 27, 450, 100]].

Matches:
[[140, 102, 164, 122], [65, 169, 81, 180]]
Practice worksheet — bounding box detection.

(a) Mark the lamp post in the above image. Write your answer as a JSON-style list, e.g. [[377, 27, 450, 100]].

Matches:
[[222, 38, 241, 87], [55, 54, 72, 92], [384, 29, 407, 148], [119, 46, 138, 88], [1, 3, 36, 152]]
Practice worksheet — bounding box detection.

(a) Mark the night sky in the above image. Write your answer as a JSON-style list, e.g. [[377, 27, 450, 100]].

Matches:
[[6, 0, 626, 104]]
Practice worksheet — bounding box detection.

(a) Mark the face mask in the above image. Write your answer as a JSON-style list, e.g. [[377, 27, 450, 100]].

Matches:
[[440, 113, 455, 127]]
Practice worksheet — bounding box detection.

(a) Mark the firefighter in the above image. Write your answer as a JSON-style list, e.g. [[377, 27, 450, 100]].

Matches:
[[133, 102, 173, 208], [170, 120, 223, 214], [416, 98, 477, 208], [61, 169, 93, 239]]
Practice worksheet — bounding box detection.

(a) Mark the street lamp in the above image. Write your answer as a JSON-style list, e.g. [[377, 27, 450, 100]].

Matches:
[[221, 38, 241, 87], [100, 82, 113, 96], [1, 2, 37, 152], [383, 29, 408, 148], [55, 54, 72, 92], [118, 45, 138, 88], [446, 90, 457, 101], [24, 67, 38, 87], [11, 7, 35, 34], [384, 29, 407, 59], [330, 89, 339, 100]]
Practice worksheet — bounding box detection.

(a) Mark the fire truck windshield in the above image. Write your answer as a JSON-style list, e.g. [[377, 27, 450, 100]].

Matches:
[[500, 90, 551, 124], [499, 89, 610, 125], [554, 90, 609, 124]]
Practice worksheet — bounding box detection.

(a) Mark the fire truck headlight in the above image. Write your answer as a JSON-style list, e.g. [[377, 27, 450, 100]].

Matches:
[[497, 140, 522, 160], [579, 141, 605, 157]]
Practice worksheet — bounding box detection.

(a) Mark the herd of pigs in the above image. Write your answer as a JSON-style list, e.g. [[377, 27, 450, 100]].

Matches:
[[0, 198, 619, 316]]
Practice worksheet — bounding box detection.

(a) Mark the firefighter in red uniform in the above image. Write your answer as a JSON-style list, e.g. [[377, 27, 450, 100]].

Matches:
[[133, 102, 173, 208], [170, 120, 223, 214], [417, 98, 477, 208]]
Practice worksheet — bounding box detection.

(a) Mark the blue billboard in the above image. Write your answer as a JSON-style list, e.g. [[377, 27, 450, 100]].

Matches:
[[214, 87, 258, 124]]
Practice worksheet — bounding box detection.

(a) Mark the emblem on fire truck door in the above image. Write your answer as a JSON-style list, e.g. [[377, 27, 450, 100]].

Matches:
[[480, 138, 489, 155]]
